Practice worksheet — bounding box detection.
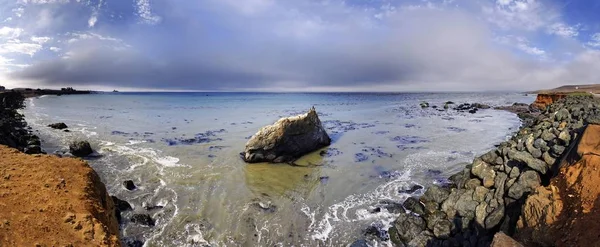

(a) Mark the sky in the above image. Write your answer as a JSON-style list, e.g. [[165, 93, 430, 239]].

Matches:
[[0, 0, 600, 92]]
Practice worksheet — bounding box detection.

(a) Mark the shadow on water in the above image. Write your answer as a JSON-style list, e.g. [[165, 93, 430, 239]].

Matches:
[[243, 151, 324, 198]]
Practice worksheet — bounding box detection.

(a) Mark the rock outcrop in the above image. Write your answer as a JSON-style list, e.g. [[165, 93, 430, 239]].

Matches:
[[242, 107, 331, 163], [389, 95, 600, 247], [0, 145, 120, 246]]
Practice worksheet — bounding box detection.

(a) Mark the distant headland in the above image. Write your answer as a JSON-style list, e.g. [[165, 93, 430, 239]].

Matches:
[[0, 86, 94, 97]]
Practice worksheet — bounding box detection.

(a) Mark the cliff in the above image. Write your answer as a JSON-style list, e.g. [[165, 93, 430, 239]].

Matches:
[[0, 146, 121, 246], [516, 124, 600, 246], [531, 93, 567, 110]]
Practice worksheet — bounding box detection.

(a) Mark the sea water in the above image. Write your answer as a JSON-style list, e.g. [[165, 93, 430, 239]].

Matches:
[[22, 92, 533, 246]]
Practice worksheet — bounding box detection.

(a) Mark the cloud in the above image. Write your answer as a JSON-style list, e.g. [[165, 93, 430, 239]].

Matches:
[[547, 22, 580, 38], [0, 27, 24, 39], [3, 0, 600, 91], [588, 33, 600, 48], [31, 36, 51, 44], [11, 7, 539, 91], [0, 40, 42, 56]]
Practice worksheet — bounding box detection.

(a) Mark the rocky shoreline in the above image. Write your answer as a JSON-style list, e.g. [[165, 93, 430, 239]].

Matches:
[[382, 95, 600, 247], [0, 92, 45, 154]]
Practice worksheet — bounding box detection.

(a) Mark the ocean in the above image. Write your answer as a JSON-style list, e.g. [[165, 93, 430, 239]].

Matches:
[[21, 92, 534, 246]]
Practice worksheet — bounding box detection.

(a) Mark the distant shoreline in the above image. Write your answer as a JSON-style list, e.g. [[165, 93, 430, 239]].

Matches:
[[2, 88, 95, 98]]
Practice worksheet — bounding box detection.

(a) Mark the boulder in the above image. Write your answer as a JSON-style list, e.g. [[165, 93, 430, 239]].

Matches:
[[403, 197, 425, 215], [471, 159, 496, 188], [421, 185, 450, 204], [48, 122, 68, 129], [508, 150, 548, 174], [390, 213, 426, 244], [507, 170, 540, 199], [69, 141, 93, 157], [433, 220, 453, 239], [425, 211, 447, 230], [242, 107, 331, 163]]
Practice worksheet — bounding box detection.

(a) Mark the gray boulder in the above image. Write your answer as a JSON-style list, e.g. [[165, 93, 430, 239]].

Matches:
[[507, 170, 540, 199], [390, 213, 426, 244], [508, 150, 548, 174], [69, 140, 93, 157], [471, 159, 496, 188], [242, 107, 331, 163], [421, 185, 450, 204], [404, 197, 425, 215]]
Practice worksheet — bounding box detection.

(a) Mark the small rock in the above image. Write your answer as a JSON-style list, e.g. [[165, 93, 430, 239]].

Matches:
[[399, 184, 424, 194], [379, 200, 406, 214], [542, 151, 556, 166], [541, 130, 556, 142], [253, 201, 277, 213], [48, 122, 68, 129]]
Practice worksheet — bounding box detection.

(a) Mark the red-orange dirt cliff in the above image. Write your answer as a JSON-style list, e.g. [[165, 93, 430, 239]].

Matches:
[[0, 146, 120, 246]]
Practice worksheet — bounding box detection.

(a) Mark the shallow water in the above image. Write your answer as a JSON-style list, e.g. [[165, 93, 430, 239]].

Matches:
[[22, 92, 533, 246]]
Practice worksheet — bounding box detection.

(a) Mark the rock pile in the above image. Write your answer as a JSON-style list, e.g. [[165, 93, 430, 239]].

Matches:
[[389, 95, 600, 247]]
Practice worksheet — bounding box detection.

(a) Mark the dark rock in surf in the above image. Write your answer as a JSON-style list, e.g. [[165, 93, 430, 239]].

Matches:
[[242, 107, 331, 163], [123, 180, 136, 191], [399, 184, 424, 194], [131, 214, 155, 227], [48, 122, 68, 130], [24, 145, 42, 154], [111, 196, 133, 212], [69, 140, 93, 157]]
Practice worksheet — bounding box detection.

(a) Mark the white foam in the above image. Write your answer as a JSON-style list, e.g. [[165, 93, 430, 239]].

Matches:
[[127, 140, 147, 145], [184, 224, 210, 246], [308, 170, 414, 242]]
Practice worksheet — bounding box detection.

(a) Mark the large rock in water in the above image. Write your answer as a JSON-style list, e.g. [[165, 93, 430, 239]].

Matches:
[[242, 107, 331, 163], [69, 140, 93, 157]]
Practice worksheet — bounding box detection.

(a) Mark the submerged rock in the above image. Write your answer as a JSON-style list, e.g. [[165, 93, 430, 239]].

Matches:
[[242, 107, 331, 163], [69, 140, 93, 157]]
